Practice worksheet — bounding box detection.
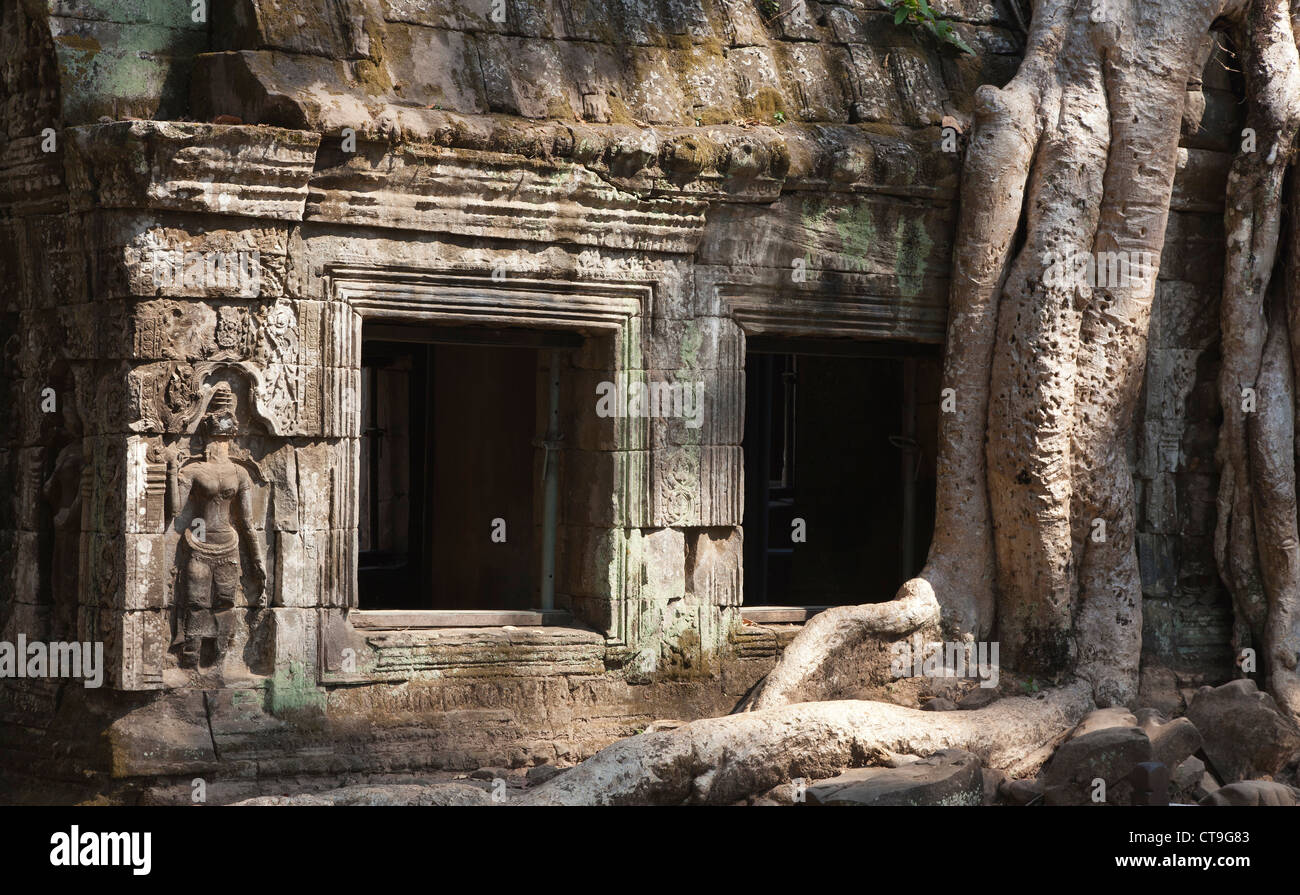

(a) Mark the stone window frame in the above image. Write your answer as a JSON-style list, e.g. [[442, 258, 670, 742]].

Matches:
[[326, 264, 654, 648], [716, 282, 947, 344], [717, 280, 944, 619]]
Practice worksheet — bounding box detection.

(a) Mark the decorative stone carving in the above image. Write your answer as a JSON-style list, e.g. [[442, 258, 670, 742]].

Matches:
[[657, 447, 700, 525], [165, 382, 267, 668], [259, 299, 303, 434], [723, 137, 770, 178], [131, 355, 306, 437]]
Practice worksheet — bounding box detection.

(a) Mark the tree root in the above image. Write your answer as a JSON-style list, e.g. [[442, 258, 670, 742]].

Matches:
[[737, 581, 940, 712], [520, 683, 1095, 806], [1216, 0, 1300, 718], [911, 0, 1075, 643]]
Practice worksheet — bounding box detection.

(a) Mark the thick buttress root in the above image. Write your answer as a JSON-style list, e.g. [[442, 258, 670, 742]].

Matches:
[[739, 581, 940, 712], [521, 683, 1094, 806], [1216, 0, 1300, 718], [749, 0, 1267, 714]]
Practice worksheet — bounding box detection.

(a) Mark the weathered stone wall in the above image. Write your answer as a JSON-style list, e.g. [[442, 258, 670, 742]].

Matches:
[[0, 0, 1241, 799]]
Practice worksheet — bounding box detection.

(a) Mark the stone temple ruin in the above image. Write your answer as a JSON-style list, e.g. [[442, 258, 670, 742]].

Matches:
[[0, 0, 1285, 806]]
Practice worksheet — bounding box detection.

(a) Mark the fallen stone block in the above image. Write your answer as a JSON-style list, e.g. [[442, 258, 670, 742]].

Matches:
[[1200, 780, 1300, 806], [1186, 679, 1300, 783], [1041, 726, 1152, 805], [805, 750, 983, 806], [1135, 708, 1202, 770], [1170, 756, 1206, 803], [999, 777, 1044, 805]]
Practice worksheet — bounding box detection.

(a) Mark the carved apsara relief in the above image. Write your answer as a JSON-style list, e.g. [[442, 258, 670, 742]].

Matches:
[[657, 447, 700, 525], [120, 291, 327, 681], [161, 379, 268, 670]]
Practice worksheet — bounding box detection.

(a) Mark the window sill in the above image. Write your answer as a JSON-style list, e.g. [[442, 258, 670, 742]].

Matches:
[[325, 621, 606, 684], [350, 609, 574, 629], [740, 606, 833, 624]]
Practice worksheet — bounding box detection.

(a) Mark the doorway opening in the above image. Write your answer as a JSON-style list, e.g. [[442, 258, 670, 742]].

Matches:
[[357, 322, 581, 615], [742, 337, 941, 611]]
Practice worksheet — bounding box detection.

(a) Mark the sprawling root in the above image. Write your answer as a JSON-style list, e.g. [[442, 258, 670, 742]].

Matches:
[[1216, 0, 1300, 717], [521, 683, 1094, 806], [739, 581, 939, 711], [1251, 297, 1300, 711]]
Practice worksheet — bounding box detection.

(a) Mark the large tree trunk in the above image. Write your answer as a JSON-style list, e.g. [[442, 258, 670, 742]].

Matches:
[[542, 0, 1300, 802], [1217, 0, 1300, 716], [750, 0, 1241, 712]]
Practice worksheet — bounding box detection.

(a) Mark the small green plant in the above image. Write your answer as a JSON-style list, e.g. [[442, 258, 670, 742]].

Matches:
[[890, 0, 975, 54], [758, 0, 781, 19], [772, 110, 786, 125], [1020, 677, 1040, 695]]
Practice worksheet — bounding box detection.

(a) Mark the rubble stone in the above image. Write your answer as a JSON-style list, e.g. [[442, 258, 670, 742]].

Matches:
[[1186, 679, 1300, 782], [805, 750, 983, 806]]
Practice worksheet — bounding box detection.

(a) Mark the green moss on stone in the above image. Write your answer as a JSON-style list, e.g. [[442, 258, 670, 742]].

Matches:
[[267, 661, 327, 716]]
